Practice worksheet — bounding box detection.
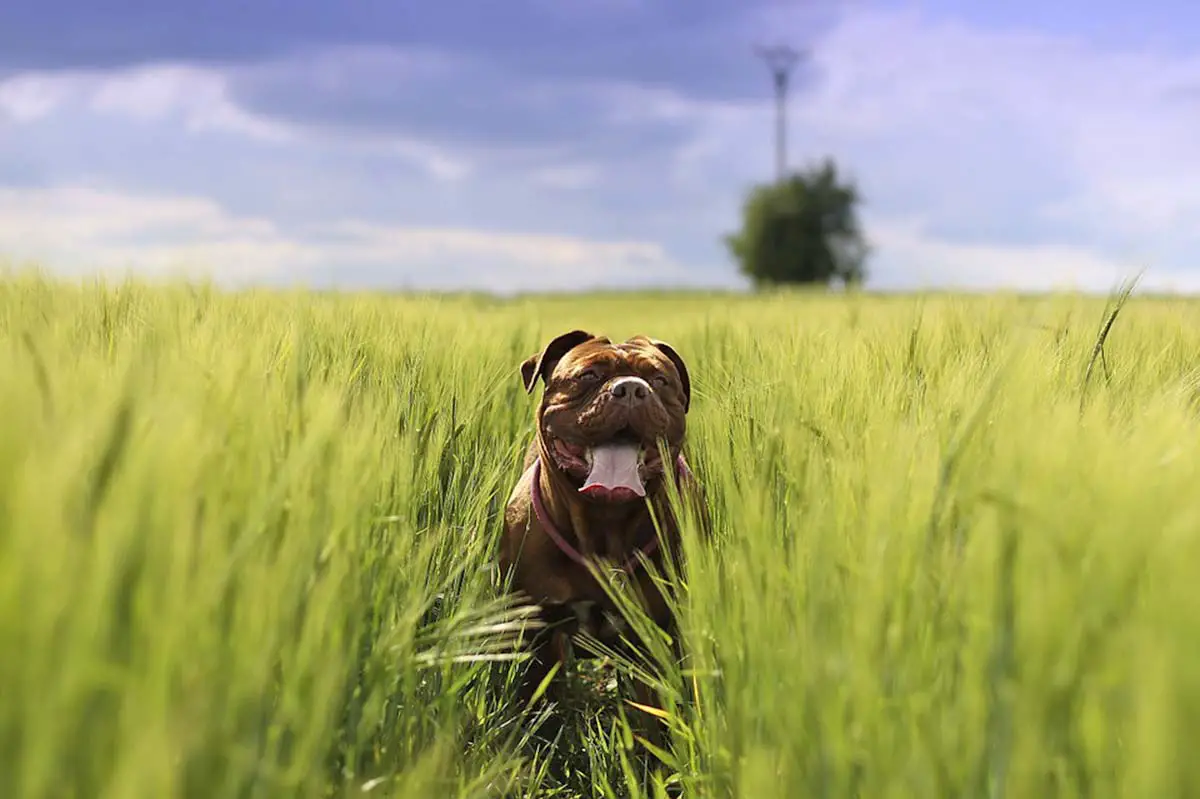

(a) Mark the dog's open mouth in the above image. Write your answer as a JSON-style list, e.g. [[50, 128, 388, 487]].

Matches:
[[549, 426, 667, 503]]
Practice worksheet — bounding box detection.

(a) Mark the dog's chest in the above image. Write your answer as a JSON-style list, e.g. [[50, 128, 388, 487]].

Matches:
[[549, 555, 673, 625]]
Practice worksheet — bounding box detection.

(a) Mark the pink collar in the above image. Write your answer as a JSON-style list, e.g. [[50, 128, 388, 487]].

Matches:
[[530, 452, 693, 574]]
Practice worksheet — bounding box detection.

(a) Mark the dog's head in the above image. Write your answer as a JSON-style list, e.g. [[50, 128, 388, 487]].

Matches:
[[520, 330, 691, 503]]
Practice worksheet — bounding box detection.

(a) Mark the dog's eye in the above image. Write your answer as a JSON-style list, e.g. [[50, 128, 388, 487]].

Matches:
[[650, 374, 670, 388], [578, 369, 601, 383]]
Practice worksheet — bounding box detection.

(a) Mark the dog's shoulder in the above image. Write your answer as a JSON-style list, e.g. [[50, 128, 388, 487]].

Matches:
[[504, 463, 534, 526], [499, 458, 538, 572]]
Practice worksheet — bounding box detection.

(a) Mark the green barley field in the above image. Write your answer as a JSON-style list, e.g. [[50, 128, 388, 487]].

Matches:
[[4, 272, 1200, 798]]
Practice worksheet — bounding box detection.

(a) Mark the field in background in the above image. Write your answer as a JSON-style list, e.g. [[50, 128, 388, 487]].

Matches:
[[3, 274, 1200, 798]]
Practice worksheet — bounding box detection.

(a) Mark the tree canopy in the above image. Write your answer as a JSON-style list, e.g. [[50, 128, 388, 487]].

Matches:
[[724, 157, 869, 289]]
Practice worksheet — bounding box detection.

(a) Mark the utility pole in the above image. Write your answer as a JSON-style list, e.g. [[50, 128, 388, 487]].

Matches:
[[754, 44, 803, 181]]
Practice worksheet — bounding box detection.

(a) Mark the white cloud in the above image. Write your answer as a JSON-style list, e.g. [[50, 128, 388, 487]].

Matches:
[[0, 63, 472, 182], [327, 219, 671, 268], [320, 219, 684, 292], [0, 185, 685, 292], [529, 163, 601, 190], [864, 216, 1152, 292], [373, 138, 473, 182], [0, 185, 319, 282], [789, 8, 1200, 247], [0, 65, 290, 141], [0, 75, 74, 123]]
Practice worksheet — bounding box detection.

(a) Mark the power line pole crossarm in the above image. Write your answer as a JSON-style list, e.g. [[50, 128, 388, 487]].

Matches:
[[754, 44, 804, 182]]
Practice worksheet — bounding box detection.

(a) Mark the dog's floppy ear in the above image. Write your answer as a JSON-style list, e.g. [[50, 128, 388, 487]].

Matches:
[[520, 329, 594, 393], [649, 338, 691, 413]]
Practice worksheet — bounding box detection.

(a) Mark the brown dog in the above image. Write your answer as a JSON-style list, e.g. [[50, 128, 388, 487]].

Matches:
[[498, 329, 705, 741]]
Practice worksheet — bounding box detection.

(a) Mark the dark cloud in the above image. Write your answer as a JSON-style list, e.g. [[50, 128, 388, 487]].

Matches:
[[0, 0, 834, 101], [227, 51, 704, 161]]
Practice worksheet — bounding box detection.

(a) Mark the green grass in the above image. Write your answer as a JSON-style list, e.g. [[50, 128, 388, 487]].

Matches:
[[4, 272, 1200, 798]]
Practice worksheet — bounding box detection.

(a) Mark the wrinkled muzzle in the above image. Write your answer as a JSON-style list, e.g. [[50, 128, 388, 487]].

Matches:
[[545, 382, 675, 502]]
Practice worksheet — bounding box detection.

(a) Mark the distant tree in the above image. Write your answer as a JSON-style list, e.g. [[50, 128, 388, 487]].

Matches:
[[724, 157, 869, 288]]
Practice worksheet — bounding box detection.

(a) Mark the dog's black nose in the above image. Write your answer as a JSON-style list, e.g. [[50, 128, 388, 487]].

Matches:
[[610, 376, 650, 402]]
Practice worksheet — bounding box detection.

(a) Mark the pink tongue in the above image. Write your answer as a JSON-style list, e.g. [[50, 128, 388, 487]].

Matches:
[[579, 443, 645, 498]]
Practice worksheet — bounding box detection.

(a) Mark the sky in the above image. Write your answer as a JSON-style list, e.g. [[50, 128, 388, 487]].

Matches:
[[1, 0, 1199, 294]]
